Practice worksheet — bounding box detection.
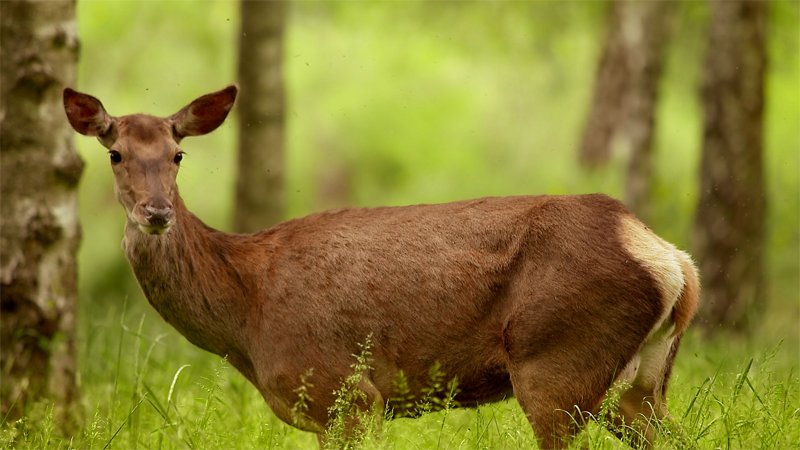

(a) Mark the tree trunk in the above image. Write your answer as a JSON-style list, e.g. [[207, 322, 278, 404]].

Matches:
[[578, 1, 629, 169], [622, 1, 672, 221], [694, 1, 767, 335], [0, 0, 83, 427], [235, 0, 287, 233], [579, 2, 672, 223]]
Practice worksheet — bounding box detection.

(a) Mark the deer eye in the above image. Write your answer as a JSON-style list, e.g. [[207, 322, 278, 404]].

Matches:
[[109, 151, 122, 164], [173, 152, 183, 164]]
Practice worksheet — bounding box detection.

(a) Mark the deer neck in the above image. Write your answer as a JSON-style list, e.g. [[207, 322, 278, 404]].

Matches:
[[122, 196, 256, 378]]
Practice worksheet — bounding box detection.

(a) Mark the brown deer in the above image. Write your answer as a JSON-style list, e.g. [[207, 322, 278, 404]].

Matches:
[[63, 85, 699, 449]]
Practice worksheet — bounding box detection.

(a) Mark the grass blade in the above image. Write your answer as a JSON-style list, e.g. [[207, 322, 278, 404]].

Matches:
[[103, 393, 147, 450]]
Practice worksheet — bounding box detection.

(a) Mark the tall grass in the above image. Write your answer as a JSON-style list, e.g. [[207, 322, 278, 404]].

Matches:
[[2, 303, 797, 449]]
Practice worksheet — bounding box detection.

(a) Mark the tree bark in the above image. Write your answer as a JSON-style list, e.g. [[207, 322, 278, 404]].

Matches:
[[0, 0, 83, 426], [622, 1, 672, 221], [579, 1, 629, 169], [235, 0, 287, 233], [579, 1, 671, 221], [694, 1, 767, 335]]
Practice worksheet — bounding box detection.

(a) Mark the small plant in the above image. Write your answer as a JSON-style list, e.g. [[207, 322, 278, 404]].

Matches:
[[290, 368, 315, 427], [190, 357, 230, 449], [387, 370, 414, 419], [388, 362, 461, 419], [416, 362, 446, 416], [0, 417, 23, 449], [83, 406, 105, 449], [323, 335, 378, 449], [588, 378, 632, 446]]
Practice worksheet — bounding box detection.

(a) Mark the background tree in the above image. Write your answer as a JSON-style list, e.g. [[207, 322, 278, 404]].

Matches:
[[0, 0, 82, 426], [235, 0, 287, 233], [621, 1, 672, 220], [578, 1, 628, 169], [579, 1, 672, 221], [694, 1, 767, 335]]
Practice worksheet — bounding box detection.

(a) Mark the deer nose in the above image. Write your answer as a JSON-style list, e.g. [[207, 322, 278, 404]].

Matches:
[[143, 205, 172, 226]]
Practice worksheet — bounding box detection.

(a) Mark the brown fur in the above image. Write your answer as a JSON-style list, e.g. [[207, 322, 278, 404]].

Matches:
[[673, 256, 700, 336], [64, 86, 699, 449]]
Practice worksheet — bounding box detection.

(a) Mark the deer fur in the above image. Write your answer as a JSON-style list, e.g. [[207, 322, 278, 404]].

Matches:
[[64, 85, 699, 449]]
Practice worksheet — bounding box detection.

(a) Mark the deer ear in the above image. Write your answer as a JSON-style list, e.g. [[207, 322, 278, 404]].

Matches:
[[169, 84, 238, 139], [63, 88, 114, 137]]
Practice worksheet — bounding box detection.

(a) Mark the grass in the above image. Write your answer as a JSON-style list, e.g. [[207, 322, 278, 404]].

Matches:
[[2, 301, 798, 449]]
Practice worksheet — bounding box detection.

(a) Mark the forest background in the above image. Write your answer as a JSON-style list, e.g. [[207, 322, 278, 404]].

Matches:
[[2, 1, 798, 449]]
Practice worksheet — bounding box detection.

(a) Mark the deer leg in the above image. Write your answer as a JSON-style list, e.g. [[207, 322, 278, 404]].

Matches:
[[505, 325, 623, 449], [510, 360, 608, 450], [599, 331, 685, 448], [502, 297, 657, 450], [600, 384, 666, 448]]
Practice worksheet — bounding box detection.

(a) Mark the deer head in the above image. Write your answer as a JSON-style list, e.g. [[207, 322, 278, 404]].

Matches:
[[63, 85, 238, 235]]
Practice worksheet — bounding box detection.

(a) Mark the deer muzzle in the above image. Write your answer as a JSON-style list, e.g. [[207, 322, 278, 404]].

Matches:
[[138, 204, 173, 235]]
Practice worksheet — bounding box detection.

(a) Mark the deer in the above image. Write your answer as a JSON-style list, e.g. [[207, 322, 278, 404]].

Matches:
[[63, 85, 699, 449]]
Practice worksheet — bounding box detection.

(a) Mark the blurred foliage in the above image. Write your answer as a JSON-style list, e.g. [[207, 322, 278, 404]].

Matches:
[[73, 1, 797, 355]]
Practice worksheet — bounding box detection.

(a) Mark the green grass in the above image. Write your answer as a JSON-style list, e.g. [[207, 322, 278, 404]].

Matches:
[[3, 2, 798, 449], [2, 306, 798, 449]]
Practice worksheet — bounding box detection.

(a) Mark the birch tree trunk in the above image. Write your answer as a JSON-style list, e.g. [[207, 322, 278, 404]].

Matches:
[[622, 1, 672, 220], [579, 1, 628, 169], [694, 0, 767, 335], [0, 0, 83, 426], [235, 0, 287, 233], [579, 1, 672, 223]]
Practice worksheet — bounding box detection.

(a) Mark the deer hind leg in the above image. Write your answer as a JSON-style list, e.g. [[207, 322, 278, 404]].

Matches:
[[600, 325, 683, 448], [504, 309, 651, 449], [604, 215, 697, 448]]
